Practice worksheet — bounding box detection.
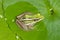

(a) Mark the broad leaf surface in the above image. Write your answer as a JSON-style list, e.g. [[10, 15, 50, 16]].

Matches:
[[0, 0, 60, 40]]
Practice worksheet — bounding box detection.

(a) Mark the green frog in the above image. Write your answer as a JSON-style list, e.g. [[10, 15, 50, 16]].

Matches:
[[16, 12, 44, 31]]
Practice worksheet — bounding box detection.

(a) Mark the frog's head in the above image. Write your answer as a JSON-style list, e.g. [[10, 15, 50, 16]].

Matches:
[[16, 12, 44, 31]]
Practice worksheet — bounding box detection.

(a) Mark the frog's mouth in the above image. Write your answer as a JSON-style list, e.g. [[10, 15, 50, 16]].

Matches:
[[16, 12, 44, 31]]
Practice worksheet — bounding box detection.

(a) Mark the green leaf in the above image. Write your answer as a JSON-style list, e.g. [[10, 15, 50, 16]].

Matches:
[[0, 0, 21, 40], [5, 1, 47, 40], [0, 0, 60, 40], [0, 18, 18, 40]]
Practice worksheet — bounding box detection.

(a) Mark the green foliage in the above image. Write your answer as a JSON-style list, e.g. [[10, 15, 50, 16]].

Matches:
[[0, 0, 60, 40]]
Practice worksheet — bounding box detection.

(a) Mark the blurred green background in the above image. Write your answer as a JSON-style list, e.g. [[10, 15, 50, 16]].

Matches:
[[0, 0, 60, 40]]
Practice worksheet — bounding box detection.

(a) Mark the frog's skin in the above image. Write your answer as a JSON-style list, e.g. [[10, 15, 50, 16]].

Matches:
[[16, 12, 44, 31]]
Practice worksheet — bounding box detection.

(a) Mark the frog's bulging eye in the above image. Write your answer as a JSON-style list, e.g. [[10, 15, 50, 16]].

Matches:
[[16, 12, 44, 31]]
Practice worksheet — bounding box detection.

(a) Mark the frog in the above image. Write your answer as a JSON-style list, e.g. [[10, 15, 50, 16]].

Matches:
[[16, 12, 44, 31]]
